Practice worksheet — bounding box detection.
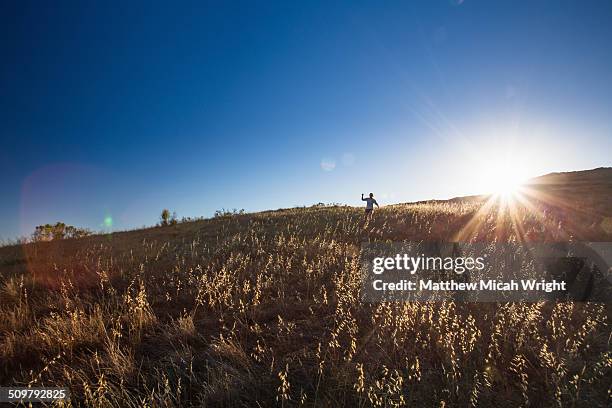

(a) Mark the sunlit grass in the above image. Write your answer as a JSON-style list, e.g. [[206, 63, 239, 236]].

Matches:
[[0, 198, 610, 406]]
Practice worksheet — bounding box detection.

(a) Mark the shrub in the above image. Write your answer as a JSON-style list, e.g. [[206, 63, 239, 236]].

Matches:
[[160, 209, 178, 226], [32, 222, 92, 242]]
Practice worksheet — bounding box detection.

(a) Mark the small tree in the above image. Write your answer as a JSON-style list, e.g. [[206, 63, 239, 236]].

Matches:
[[160, 209, 177, 226], [160, 209, 171, 226]]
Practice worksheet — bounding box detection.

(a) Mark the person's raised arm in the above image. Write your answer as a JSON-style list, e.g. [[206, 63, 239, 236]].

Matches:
[[361, 193, 366, 201]]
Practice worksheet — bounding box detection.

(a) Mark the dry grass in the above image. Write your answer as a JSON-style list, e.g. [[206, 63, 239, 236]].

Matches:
[[0, 198, 611, 407]]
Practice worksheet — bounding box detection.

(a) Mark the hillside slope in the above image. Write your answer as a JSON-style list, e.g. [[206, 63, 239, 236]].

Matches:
[[0, 168, 611, 406], [406, 167, 612, 215], [524, 167, 612, 217]]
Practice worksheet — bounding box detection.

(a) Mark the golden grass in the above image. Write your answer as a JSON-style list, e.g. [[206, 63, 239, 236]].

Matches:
[[0, 201, 610, 406]]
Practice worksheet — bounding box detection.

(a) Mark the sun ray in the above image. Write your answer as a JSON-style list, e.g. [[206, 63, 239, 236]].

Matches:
[[453, 194, 498, 241]]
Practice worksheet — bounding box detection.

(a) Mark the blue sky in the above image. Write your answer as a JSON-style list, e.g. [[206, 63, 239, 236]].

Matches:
[[1, 1, 611, 240]]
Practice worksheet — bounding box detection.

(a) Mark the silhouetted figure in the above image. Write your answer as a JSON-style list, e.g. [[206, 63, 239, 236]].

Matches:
[[362, 193, 379, 218]]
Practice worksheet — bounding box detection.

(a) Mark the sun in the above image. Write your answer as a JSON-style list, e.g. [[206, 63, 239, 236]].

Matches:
[[481, 160, 529, 199], [492, 168, 524, 196]]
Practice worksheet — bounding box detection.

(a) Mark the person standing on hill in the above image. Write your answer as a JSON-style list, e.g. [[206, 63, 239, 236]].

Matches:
[[362, 193, 379, 217]]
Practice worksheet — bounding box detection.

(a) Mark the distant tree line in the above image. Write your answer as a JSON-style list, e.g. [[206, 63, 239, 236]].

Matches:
[[32, 222, 92, 242], [214, 208, 245, 217], [158, 208, 246, 226], [25, 208, 248, 244]]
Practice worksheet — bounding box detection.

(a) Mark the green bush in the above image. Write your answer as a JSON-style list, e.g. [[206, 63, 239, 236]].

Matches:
[[32, 222, 92, 242]]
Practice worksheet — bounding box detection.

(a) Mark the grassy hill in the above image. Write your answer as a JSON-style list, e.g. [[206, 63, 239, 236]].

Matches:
[[0, 168, 611, 406]]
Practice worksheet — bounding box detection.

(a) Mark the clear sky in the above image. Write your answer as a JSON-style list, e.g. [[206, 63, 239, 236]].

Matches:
[[1, 1, 611, 240]]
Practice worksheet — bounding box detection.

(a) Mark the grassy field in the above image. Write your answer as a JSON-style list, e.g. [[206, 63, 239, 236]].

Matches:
[[1, 170, 611, 407]]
